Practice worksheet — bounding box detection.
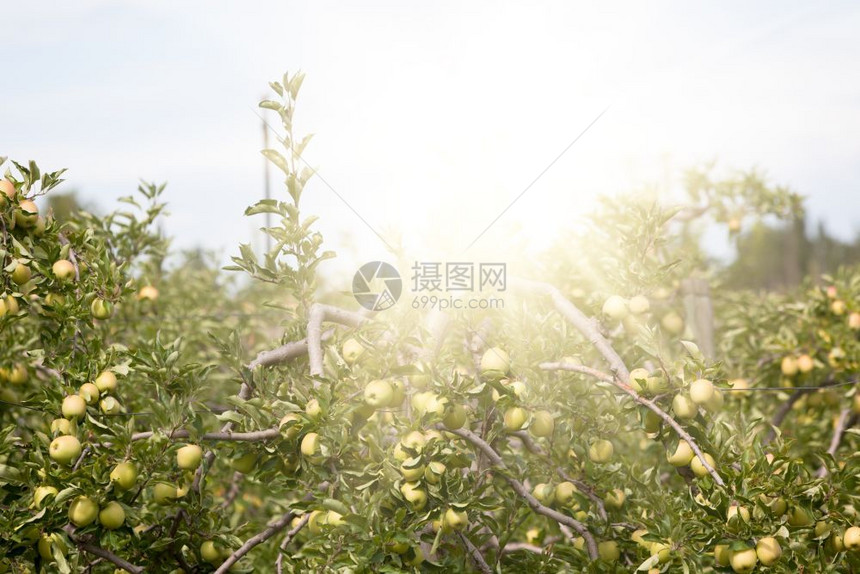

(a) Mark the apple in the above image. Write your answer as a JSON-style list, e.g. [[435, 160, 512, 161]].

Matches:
[[48, 417, 72, 436], [100, 396, 121, 415], [52, 259, 75, 282], [843, 526, 860, 549], [325, 510, 346, 527], [729, 378, 749, 394], [110, 462, 137, 490], [279, 413, 303, 439], [671, 394, 698, 420], [480, 347, 511, 375], [99, 501, 125, 530], [78, 383, 100, 405], [532, 483, 555, 505], [714, 544, 731, 567], [689, 379, 715, 405], [177, 444, 203, 470], [0, 179, 15, 201], [827, 531, 845, 553], [597, 540, 620, 562], [646, 373, 669, 394], [768, 497, 787, 516], [650, 541, 671, 563], [231, 452, 258, 473], [503, 407, 528, 431], [555, 481, 578, 505], [753, 536, 781, 565], [629, 368, 650, 393], [4, 295, 19, 315], [10, 261, 31, 285], [400, 457, 425, 481], [34, 485, 58, 508], [831, 300, 847, 315], [15, 199, 38, 227], [443, 508, 468, 531], [602, 295, 628, 320], [301, 432, 321, 459], [630, 529, 648, 547], [201, 540, 223, 564], [643, 410, 661, 434], [389, 379, 406, 407], [304, 398, 324, 420], [90, 298, 114, 320], [690, 453, 717, 478], [400, 431, 427, 453], [661, 311, 684, 335], [364, 379, 394, 408], [38, 532, 68, 560], [604, 488, 625, 510], [442, 404, 468, 430], [780, 356, 798, 377], [529, 410, 555, 437], [828, 347, 846, 368], [49, 435, 82, 465], [405, 546, 424, 566], [797, 354, 814, 373], [137, 285, 159, 301], [68, 496, 99, 527], [94, 370, 117, 392], [399, 482, 427, 511], [342, 338, 364, 364], [787, 506, 813, 528], [704, 388, 724, 412], [7, 363, 28, 385], [850, 312, 860, 330], [589, 439, 614, 463], [153, 482, 177, 504], [730, 545, 757, 573], [628, 294, 650, 315], [424, 461, 446, 484]]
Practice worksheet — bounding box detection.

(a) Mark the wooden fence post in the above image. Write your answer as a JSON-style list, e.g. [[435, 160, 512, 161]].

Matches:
[[681, 278, 715, 360]]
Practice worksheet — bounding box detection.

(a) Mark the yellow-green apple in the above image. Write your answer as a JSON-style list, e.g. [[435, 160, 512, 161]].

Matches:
[[661, 311, 684, 335], [797, 354, 814, 373], [628, 295, 650, 315], [843, 526, 860, 549], [176, 444, 203, 470], [68, 496, 99, 527], [201, 540, 223, 564], [78, 383, 100, 405], [231, 452, 258, 473], [153, 482, 177, 504], [10, 261, 31, 285], [831, 300, 847, 315], [714, 544, 731, 567], [730, 545, 757, 573], [99, 501, 125, 529], [33, 486, 58, 508], [598, 540, 620, 562], [0, 179, 14, 201], [604, 488, 625, 509], [305, 398, 323, 419], [15, 199, 38, 227], [555, 481, 578, 505], [589, 439, 614, 463], [480, 347, 511, 375], [400, 458, 425, 481], [781, 356, 798, 377], [689, 379, 715, 405], [529, 410, 555, 437], [443, 404, 468, 430], [94, 370, 117, 392], [602, 295, 628, 320], [38, 533, 67, 560], [110, 462, 137, 490], [279, 413, 303, 439], [364, 379, 394, 408], [850, 312, 860, 330], [49, 435, 82, 465], [301, 432, 321, 459], [137, 285, 159, 301], [342, 338, 364, 364], [672, 394, 698, 419], [532, 483, 555, 505], [424, 461, 446, 484], [52, 260, 75, 282], [503, 407, 528, 431], [90, 298, 113, 320], [691, 453, 717, 478], [399, 482, 427, 510], [756, 536, 781, 565], [443, 508, 468, 531], [100, 396, 121, 415], [629, 368, 650, 393]]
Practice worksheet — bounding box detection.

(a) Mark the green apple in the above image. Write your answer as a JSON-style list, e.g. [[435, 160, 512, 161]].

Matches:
[[7, 363, 28, 385], [480, 347, 511, 375], [604, 488, 625, 510], [279, 413, 303, 439], [424, 461, 446, 484], [153, 482, 177, 504], [555, 481, 578, 505], [646, 373, 669, 394], [49, 435, 82, 465], [301, 432, 322, 462], [405, 546, 424, 566], [15, 199, 38, 227], [589, 439, 614, 463], [90, 298, 114, 320], [650, 541, 671, 563], [110, 462, 137, 490], [671, 394, 698, 420], [628, 295, 650, 315], [68, 496, 99, 527], [714, 544, 731, 567], [33, 486, 58, 508], [689, 379, 715, 405], [787, 506, 813, 528], [629, 368, 650, 393], [602, 296, 628, 320], [828, 347, 846, 368], [231, 452, 258, 473], [342, 338, 364, 364], [667, 440, 694, 466], [661, 311, 684, 335], [643, 410, 662, 434], [503, 407, 528, 432], [532, 483, 555, 505], [100, 396, 121, 415], [598, 540, 620, 562], [51, 419, 75, 435], [52, 259, 75, 282], [730, 545, 757, 573], [176, 444, 203, 470], [399, 482, 427, 511], [756, 536, 781, 565], [201, 540, 223, 565], [443, 508, 468, 531], [78, 383, 100, 405], [94, 370, 117, 392], [389, 379, 406, 407], [38, 533, 67, 560], [529, 410, 555, 438], [364, 379, 394, 408], [780, 356, 798, 377], [827, 531, 845, 553], [442, 404, 468, 430], [10, 261, 31, 285], [690, 453, 716, 478], [842, 526, 860, 549], [797, 354, 814, 373], [62, 395, 87, 420], [400, 457, 425, 481], [99, 501, 125, 529], [400, 431, 426, 453], [305, 398, 323, 419], [726, 504, 750, 533]]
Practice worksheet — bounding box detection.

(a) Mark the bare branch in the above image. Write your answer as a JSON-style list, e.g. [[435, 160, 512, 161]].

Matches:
[[307, 304, 369, 376], [541, 361, 725, 487], [131, 428, 280, 442], [817, 408, 857, 478], [458, 532, 492, 574], [441, 426, 599, 560], [276, 513, 311, 574], [64, 526, 144, 574], [214, 511, 296, 574]]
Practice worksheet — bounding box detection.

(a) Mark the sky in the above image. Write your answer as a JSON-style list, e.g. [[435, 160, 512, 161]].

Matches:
[[2, 1, 859, 288]]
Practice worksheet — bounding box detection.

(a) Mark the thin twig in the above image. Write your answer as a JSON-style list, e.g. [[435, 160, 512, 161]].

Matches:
[[276, 513, 311, 574], [441, 426, 599, 560], [130, 428, 280, 442], [213, 511, 296, 574], [64, 526, 143, 574], [458, 532, 492, 574], [817, 408, 856, 478]]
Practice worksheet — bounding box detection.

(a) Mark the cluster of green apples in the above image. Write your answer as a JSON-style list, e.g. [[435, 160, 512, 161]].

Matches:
[[601, 293, 685, 338]]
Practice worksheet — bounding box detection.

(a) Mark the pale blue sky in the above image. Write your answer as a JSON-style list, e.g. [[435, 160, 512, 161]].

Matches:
[[3, 1, 859, 283]]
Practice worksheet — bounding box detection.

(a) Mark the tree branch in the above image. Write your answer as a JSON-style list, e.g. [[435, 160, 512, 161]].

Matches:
[[817, 408, 856, 478], [457, 532, 492, 574], [214, 511, 296, 574], [440, 426, 599, 560], [131, 428, 280, 442], [276, 513, 310, 574], [64, 526, 143, 574], [307, 304, 369, 376], [541, 361, 725, 487]]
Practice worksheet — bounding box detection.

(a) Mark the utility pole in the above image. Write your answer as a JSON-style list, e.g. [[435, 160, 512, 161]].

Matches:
[[261, 99, 272, 253]]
